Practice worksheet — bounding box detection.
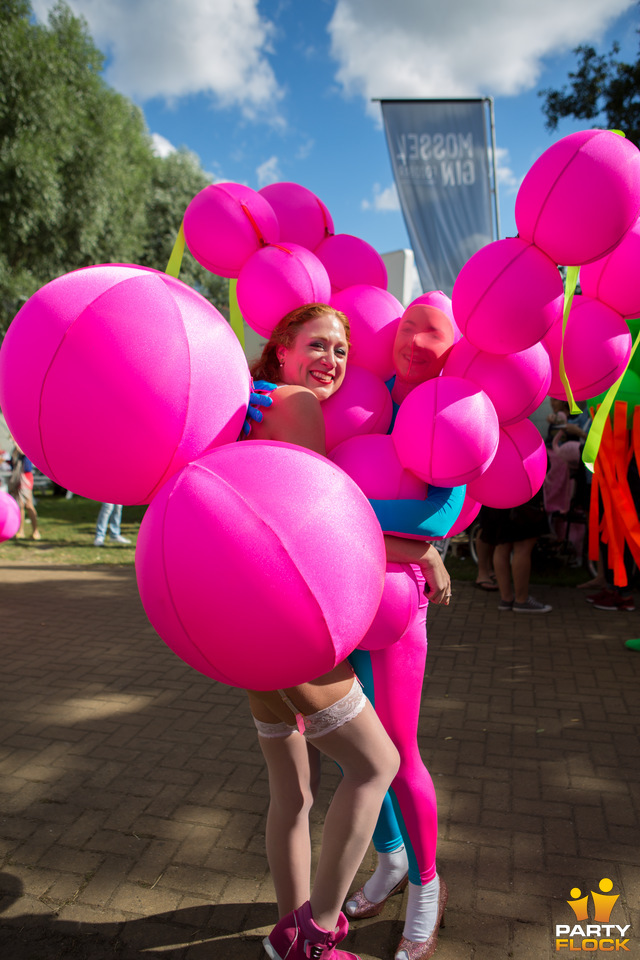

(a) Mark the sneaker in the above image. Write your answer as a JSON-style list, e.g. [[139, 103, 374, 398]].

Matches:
[[513, 596, 552, 613], [593, 593, 635, 612], [93, 537, 104, 547], [264, 900, 359, 960], [109, 534, 131, 544], [586, 589, 617, 605], [498, 599, 513, 611]]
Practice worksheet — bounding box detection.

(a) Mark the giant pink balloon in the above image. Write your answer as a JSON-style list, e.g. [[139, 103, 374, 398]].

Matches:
[[357, 563, 422, 651], [236, 242, 331, 339], [545, 294, 632, 401], [515, 129, 640, 266], [452, 238, 564, 354], [467, 419, 548, 509], [581, 217, 640, 319], [259, 182, 334, 251], [0, 492, 21, 542], [314, 234, 387, 292], [392, 376, 500, 486], [322, 365, 393, 452], [183, 182, 279, 278], [330, 285, 403, 381], [135, 441, 386, 689], [445, 492, 480, 538], [443, 338, 552, 425], [330, 433, 426, 500], [0, 265, 251, 504]]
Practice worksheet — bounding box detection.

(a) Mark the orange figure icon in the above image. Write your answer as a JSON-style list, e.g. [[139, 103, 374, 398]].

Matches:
[[567, 887, 589, 922], [592, 878, 619, 923]]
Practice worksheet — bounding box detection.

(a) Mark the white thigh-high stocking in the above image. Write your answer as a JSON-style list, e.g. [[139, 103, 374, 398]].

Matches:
[[362, 844, 409, 903], [402, 875, 440, 942]]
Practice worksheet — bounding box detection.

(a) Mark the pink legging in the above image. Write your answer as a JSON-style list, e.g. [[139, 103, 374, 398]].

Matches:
[[351, 563, 438, 885]]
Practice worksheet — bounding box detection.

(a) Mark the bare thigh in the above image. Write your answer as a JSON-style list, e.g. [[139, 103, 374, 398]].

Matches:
[[247, 661, 356, 725]]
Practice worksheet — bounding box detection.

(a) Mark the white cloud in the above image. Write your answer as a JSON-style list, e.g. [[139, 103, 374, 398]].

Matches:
[[31, 0, 284, 121], [256, 156, 281, 186], [328, 0, 634, 115], [150, 133, 177, 158], [493, 145, 521, 194], [361, 182, 401, 212]]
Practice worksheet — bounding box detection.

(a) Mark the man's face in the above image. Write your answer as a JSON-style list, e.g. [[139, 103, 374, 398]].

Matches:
[[392, 305, 455, 384]]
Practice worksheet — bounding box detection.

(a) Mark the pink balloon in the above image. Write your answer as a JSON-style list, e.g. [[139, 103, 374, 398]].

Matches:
[[467, 419, 548, 509], [0, 265, 251, 504], [545, 294, 632, 401], [314, 234, 387, 292], [357, 562, 422, 651], [330, 433, 426, 500], [581, 217, 640, 319], [183, 182, 279, 278], [443, 338, 552, 425], [409, 291, 463, 343], [322, 366, 393, 452], [236, 242, 331, 339], [330, 285, 403, 381], [515, 129, 640, 266], [259, 182, 334, 250], [135, 441, 386, 689], [452, 238, 564, 355], [445, 492, 480, 538], [0, 491, 21, 542], [392, 376, 499, 486]]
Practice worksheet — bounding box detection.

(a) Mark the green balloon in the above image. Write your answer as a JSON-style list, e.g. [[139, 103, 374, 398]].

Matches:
[[589, 368, 640, 428]]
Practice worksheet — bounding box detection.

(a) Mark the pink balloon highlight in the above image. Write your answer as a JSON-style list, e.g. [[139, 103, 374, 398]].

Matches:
[[452, 238, 564, 354], [467, 419, 548, 509], [392, 376, 500, 486], [0, 264, 251, 504], [545, 294, 632, 401], [322, 365, 393, 452], [0, 491, 21, 542], [183, 182, 279, 278], [330, 284, 403, 381], [314, 233, 388, 292], [443, 338, 552, 425], [515, 129, 640, 266], [135, 441, 386, 689], [259, 182, 334, 251], [236, 242, 332, 339]]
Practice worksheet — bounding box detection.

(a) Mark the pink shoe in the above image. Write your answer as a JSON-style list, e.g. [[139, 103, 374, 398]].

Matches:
[[344, 873, 408, 919], [264, 900, 360, 960], [394, 878, 448, 960]]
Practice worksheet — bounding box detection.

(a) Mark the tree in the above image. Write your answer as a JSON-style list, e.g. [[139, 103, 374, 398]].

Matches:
[[539, 37, 640, 146]]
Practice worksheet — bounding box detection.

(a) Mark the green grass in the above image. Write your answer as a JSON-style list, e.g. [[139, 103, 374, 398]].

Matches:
[[1, 491, 147, 566]]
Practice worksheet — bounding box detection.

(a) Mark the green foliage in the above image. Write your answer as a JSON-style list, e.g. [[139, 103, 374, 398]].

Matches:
[[0, 1, 227, 336], [539, 36, 640, 146]]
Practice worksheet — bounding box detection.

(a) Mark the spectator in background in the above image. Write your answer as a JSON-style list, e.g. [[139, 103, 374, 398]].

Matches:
[[9, 442, 40, 540], [94, 503, 131, 547]]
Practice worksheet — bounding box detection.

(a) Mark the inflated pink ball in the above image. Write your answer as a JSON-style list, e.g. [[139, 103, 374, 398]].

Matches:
[[409, 291, 463, 343], [259, 182, 334, 250], [545, 294, 632, 401], [452, 238, 564, 354], [331, 285, 403, 380], [467, 419, 548, 509], [322, 365, 393, 452], [392, 376, 499, 486], [236, 242, 332, 339], [183, 182, 279, 278], [515, 129, 640, 265], [135, 441, 386, 689], [443, 338, 552, 425], [0, 492, 21, 542], [581, 217, 640, 318], [0, 265, 251, 504], [445, 492, 480, 538], [330, 433, 426, 500], [314, 234, 387, 292], [358, 562, 422, 651]]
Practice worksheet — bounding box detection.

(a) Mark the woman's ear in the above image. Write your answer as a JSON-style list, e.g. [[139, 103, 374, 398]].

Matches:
[[276, 346, 286, 365]]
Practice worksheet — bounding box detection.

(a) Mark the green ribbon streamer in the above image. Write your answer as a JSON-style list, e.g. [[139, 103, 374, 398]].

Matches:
[[165, 221, 186, 279], [582, 328, 640, 472], [559, 264, 581, 415], [228, 278, 245, 349]]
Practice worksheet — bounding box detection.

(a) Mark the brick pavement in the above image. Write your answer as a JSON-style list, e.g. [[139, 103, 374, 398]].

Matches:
[[0, 563, 638, 959]]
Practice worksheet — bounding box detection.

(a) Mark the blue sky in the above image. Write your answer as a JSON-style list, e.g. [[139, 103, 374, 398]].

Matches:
[[33, 0, 640, 264]]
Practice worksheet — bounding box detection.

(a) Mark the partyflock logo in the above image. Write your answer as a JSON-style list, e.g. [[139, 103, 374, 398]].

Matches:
[[555, 878, 631, 951]]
